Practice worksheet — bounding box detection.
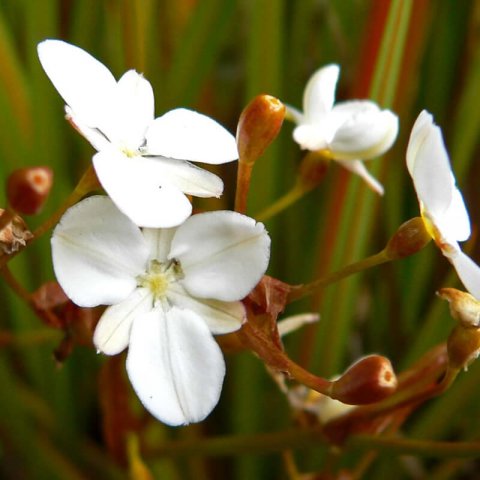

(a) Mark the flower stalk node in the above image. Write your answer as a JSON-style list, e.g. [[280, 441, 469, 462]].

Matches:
[[329, 355, 398, 405], [297, 151, 330, 191], [385, 217, 432, 259]]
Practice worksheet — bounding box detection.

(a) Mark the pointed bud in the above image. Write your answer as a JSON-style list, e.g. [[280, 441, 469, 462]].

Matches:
[[7, 167, 53, 215], [385, 217, 431, 259], [329, 355, 397, 405], [297, 151, 330, 190], [438, 288, 480, 327], [447, 324, 480, 371], [236, 95, 285, 165], [0, 209, 33, 255]]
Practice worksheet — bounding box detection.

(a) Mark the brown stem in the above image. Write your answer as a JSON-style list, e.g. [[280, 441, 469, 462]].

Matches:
[[234, 161, 253, 214]]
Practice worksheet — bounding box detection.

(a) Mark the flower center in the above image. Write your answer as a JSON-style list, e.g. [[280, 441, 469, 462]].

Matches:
[[137, 259, 183, 301], [121, 146, 140, 158]]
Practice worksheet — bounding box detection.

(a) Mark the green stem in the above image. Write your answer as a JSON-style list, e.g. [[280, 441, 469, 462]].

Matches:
[[0, 264, 32, 306], [289, 249, 390, 302], [0, 328, 61, 347], [348, 435, 480, 458], [33, 164, 98, 238], [256, 182, 309, 222], [150, 427, 325, 458], [147, 427, 480, 459]]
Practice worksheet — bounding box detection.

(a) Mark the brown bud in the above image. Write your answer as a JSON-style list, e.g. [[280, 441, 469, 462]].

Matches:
[[297, 151, 330, 190], [385, 217, 431, 259], [236, 94, 285, 165], [329, 355, 397, 405], [7, 167, 53, 215], [447, 324, 480, 371], [0, 209, 33, 255], [438, 288, 480, 327]]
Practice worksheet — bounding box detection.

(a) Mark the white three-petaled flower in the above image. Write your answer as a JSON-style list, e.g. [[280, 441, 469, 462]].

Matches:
[[407, 110, 480, 299], [286, 64, 399, 195], [37, 40, 238, 228], [51, 196, 270, 425]]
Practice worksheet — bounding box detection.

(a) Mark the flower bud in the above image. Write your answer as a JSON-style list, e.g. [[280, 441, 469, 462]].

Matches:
[[385, 217, 431, 259], [0, 209, 33, 255], [7, 167, 53, 215], [438, 288, 480, 327], [329, 355, 397, 405], [236, 95, 285, 165], [447, 324, 480, 371]]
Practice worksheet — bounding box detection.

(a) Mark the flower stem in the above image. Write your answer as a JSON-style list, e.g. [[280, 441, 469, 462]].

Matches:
[[288, 249, 390, 302], [234, 161, 253, 214], [0, 165, 99, 269], [148, 427, 480, 459], [0, 328, 61, 347], [33, 164, 99, 238], [255, 182, 308, 222], [348, 435, 480, 458], [1, 264, 32, 306]]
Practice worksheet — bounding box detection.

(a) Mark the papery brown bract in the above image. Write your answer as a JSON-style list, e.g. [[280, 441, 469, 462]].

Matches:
[[0, 209, 33, 255], [32, 281, 101, 363]]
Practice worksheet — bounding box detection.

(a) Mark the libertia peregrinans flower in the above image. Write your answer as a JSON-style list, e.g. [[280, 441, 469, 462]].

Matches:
[[407, 110, 480, 299], [38, 40, 238, 228], [51, 196, 270, 425], [286, 64, 398, 194]]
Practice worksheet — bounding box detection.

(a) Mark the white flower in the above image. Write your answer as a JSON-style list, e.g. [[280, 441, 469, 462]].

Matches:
[[37, 39, 238, 228], [51, 196, 270, 425], [407, 110, 480, 299], [287, 64, 399, 195]]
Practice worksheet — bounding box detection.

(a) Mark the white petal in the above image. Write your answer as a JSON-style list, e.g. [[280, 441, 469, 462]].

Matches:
[[38, 40, 116, 136], [406, 110, 433, 176], [328, 102, 399, 160], [169, 211, 271, 301], [303, 64, 339, 122], [144, 108, 238, 164], [434, 188, 471, 244], [336, 159, 384, 195], [292, 124, 329, 151], [93, 288, 153, 355], [93, 149, 193, 228], [450, 251, 480, 300], [167, 283, 245, 334], [142, 228, 177, 262], [51, 196, 149, 307], [139, 156, 224, 198], [406, 111, 454, 218], [65, 106, 111, 151], [126, 306, 226, 426], [105, 70, 154, 149]]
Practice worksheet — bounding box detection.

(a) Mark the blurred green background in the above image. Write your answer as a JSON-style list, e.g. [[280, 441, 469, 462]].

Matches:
[[0, 0, 479, 478]]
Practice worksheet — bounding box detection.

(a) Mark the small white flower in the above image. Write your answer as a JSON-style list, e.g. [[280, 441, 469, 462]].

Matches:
[[407, 110, 480, 299], [287, 64, 399, 195], [37, 40, 238, 228], [51, 196, 270, 425]]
